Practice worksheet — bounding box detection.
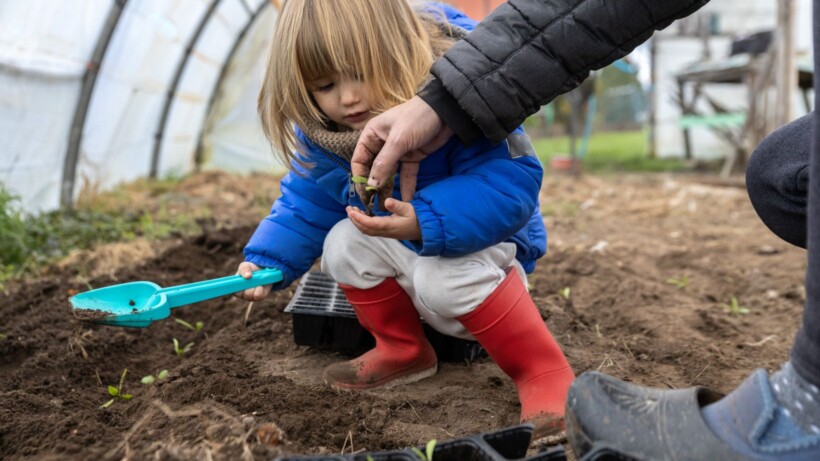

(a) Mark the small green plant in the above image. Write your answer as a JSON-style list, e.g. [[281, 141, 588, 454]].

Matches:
[[410, 439, 437, 460], [559, 287, 571, 299], [173, 338, 194, 356], [140, 369, 169, 385], [721, 296, 750, 316], [666, 275, 690, 289], [101, 368, 133, 408], [0, 333, 6, 340], [175, 318, 204, 332]]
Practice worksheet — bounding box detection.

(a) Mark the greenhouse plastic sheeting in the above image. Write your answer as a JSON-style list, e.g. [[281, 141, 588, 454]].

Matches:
[[0, 1, 109, 212], [201, 4, 278, 174], [0, 0, 279, 213]]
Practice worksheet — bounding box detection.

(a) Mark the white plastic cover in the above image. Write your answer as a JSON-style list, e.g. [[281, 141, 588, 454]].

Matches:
[[0, 1, 110, 212], [0, 0, 278, 213], [200, 4, 280, 174]]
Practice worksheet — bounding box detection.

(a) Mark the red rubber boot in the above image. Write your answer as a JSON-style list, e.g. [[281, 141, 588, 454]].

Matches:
[[322, 278, 437, 390], [457, 271, 575, 438]]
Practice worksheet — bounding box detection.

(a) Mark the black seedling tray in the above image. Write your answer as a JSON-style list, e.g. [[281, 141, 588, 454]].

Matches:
[[276, 424, 567, 461], [285, 272, 485, 363]]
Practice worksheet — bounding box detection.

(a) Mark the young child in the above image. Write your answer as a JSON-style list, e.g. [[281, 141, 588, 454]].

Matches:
[[234, 0, 575, 437]]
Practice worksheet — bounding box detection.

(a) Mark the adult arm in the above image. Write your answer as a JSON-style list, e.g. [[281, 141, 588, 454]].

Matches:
[[425, 0, 710, 144], [353, 0, 711, 191]]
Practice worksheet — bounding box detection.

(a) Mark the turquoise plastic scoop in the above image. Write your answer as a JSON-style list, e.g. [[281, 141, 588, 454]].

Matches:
[[70, 268, 283, 328]]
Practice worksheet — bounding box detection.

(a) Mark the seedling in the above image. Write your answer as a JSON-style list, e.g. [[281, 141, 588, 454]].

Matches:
[[351, 176, 378, 191], [175, 318, 204, 332], [173, 338, 194, 356], [666, 275, 690, 289], [0, 333, 6, 340], [721, 296, 750, 316], [141, 369, 169, 385], [410, 439, 437, 460], [101, 368, 133, 409], [559, 287, 571, 299]]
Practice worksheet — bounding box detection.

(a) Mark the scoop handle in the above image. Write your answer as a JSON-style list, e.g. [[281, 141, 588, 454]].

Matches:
[[157, 268, 284, 309]]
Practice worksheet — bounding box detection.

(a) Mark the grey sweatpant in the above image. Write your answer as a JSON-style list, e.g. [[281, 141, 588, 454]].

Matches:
[[321, 219, 527, 340]]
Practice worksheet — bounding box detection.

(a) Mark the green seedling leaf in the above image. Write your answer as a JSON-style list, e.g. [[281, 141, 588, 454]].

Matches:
[[102, 368, 132, 409], [721, 296, 750, 316], [173, 338, 194, 356], [0, 333, 6, 340], [666, 276, 689, 289], [559, 287, 571, 299], [411, 448, 426, 460], [175, 318, 195, 330], [425, 439, 437, 460], [176, 318, 204, 332], [142, 369, 170, 385], [351, 176, 368, 184], [410, 440, 436, 461]]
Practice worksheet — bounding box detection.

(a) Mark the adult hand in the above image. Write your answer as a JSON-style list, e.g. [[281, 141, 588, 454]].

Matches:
[[234, 261, 273, 301], [352, 96, 453, 201], [346, 198, 422, 241]]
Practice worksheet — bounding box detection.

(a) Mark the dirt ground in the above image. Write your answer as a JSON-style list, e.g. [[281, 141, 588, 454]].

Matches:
[[0, 171, 807, 460]]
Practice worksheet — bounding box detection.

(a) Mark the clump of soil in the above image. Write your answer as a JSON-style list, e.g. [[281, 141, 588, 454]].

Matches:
[[0, 173, 806, 460], [71, 308, 113, 322]]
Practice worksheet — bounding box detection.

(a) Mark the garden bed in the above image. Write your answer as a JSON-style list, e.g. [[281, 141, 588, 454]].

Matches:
[[0, 172, 806, 460]]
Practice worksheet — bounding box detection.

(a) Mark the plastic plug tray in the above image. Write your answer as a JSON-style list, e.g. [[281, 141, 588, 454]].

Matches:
[[276, 424, 567, 461], [284, 272, 485, 363]]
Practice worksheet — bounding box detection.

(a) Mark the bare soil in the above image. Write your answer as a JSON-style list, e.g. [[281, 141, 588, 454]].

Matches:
[[0, 172, 806, 460]]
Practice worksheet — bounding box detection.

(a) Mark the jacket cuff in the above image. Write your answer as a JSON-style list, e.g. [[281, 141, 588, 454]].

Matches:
[[405, 200, 445, 256], [242, 254, 295, 290], [418, 78, 483, 146]]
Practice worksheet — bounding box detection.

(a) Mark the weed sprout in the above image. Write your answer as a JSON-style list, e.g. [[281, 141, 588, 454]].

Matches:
[[410, 439, 437, 460], [101, 368, 133, 409], [666, 276, 689, 289], [140, 369, 169, 385], [173, 338, 194, 356], [721, 296, 750, 315], [175, 318, 203, 332], [559, 287, 571, 299]]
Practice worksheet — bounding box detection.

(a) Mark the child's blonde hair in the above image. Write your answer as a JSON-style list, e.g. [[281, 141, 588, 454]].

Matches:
[[259, 0, 450, 167]]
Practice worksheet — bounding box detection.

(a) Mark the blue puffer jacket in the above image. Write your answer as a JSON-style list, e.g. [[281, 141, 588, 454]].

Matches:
[[244, 4, 547, 289]]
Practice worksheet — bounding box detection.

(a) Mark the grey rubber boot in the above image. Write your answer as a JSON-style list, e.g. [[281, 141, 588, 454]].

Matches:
[[566, 371, 820, 461]]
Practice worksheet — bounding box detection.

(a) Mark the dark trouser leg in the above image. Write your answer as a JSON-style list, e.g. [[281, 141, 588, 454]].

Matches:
[[790, 0, 820, 388], [746, 113, 810, 249]]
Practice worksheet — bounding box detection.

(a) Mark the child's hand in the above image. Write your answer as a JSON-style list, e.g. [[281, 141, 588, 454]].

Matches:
[[346, 198, 421, 241], [234, 262, 274, 301]]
